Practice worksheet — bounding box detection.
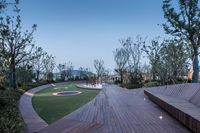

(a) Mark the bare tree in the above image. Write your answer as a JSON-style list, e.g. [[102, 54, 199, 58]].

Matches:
[[114, 48, 129, 83], [0, 0, 19, 13], [122, 36, 144, 72], [79, 67, 84, 79], [94, 59, 105, 79], [43, 54, 55, 81], [65, 61, 74, 79], [31, 46, 47, 81], [79, 67, 90, 79], [142, 37, 164, 80], [57, 63, 67, 81], [119, 36, 144, 84]]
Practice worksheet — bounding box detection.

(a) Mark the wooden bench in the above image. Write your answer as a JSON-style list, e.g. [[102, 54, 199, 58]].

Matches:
[[144, 83, 200, 133]]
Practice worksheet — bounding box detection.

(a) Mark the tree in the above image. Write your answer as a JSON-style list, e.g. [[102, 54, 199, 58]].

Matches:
[[0, 15, 36, 89], [162, 0, 200, 82], [119, 36, 144, 84], [0, 0, 19, 13], [0, 41, 6, 84], [31, 46, 47, 81], [114, 48, 129, 83], [16, 64, 34, 86], [57, 63, 67, 81], [142, 37, 164, 80], [141, 63, 151, 82], [122, 36, 144, 72], [79, 67, 90, 79], [79, 67, 84, 79], [0, 0, 20, 88], [65, 62, 73, 79], [94, 59, 105, 79], [0, 0, 7, 12], [0, 55, 6, 86], [43, 54, 55, 81], [159, 39, 189, 83]]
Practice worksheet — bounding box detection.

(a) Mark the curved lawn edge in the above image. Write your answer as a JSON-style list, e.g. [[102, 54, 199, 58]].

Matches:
[[19, 81, 84, 133], [32, 84, 100, 124]]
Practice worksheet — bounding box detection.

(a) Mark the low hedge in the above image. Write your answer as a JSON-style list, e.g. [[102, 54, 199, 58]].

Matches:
[[144, 81, 160, 87], [0, 80, 52, 133], [114, 80, 122, 84], [0, 90, 23, 133], [121, 83, 143, 89], [18, 81, 49, 94]]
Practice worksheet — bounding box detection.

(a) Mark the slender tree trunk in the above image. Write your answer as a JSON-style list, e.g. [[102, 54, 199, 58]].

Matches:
[[10, 54, 16, 89], [151, 62, 156, 81], [120, 70, 123, 83], [13, 64, 16, 89], [152, 70, 156, 81], [9, 66, 13, 88], [152, 75, 155, 81], [36, 70, 40, 82], [192, 52, 199, 83]]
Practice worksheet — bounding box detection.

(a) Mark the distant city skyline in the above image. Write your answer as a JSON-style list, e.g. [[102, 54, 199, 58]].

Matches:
[[20, 0, 167, 72]]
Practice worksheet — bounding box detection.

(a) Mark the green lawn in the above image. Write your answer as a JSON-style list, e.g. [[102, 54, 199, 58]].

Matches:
[[32, 84, 99, 124]]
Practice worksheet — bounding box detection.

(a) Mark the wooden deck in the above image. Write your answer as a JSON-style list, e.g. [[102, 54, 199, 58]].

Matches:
[[39, 85, 191, 133], [145, 83, 200, 133]]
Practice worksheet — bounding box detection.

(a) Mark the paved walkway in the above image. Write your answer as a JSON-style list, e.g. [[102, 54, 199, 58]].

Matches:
[[76, 84, 102, 90], [19, 81, 83, 133], [38, 85, 191, 133]]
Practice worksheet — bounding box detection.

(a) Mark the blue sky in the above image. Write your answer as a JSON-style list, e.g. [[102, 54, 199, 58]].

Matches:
[[20, 0, 166, 72]]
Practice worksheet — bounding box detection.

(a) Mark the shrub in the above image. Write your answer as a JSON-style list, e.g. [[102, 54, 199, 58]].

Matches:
[[114, 80, 122, 84], [121, 83, 143, 89], [56, 78, 65, 82], [144, 81, 160, 87], [0, 90, 23, 133], [75, 76, 80, 80], [67, 78, 74, 81], [1, 80, 69, 133], [0, 85, 5, 90], [47, 72, 54, 81], [129, 69, 143, 85], [144, 79, 150, 83], [175, 77, 187, 84], [18, 81, 49, 94]]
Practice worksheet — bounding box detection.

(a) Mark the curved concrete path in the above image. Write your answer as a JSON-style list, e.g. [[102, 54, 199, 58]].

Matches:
[[38, 85, 191, 133], [19, 81, 84, 133], [76, 84, 102, 90]]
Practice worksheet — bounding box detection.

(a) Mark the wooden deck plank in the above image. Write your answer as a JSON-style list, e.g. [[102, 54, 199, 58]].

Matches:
[[38, 84, 191, 133], [144, 84, 200, 133]]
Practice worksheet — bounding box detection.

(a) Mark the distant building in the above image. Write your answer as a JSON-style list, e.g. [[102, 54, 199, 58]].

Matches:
[[106, 74, 120, 83], [53, 70, 94, 81]]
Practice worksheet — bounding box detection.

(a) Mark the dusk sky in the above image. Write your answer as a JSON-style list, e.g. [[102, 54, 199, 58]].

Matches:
[[20, 0, 166, 72]]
